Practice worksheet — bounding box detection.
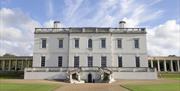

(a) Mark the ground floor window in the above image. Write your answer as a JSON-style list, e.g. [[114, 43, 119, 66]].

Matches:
[[118, 56, 122, 67], [58, 56, 62, 67], [74, 56, 79, 67], [135, 56, 140, 67], [41, 56, 45, 67], [88, 56, 93, 67], [101, 56, 107, 67]]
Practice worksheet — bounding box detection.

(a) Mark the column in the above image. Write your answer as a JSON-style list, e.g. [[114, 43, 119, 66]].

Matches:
[[151, 60, 153, 68], [27, 60, 29, 67], [15, 60, 17, 71], [163, 60, 167, 72], [8, 60, 11, 71], [170, 60, 174, 72], [2, 60, 5, 71], [157, 60, 160, 72], [22, 60, 24, 70], [177, 60, 180, 72]]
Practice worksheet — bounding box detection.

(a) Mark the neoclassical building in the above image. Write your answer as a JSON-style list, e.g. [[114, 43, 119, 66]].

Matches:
[[0, 54, 32, 71], [148, 55, 180, 72], [24, 21, 157, 83]]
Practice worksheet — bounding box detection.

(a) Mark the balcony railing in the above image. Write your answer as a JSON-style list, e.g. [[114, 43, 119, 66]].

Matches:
[[25, 67, 156, 72], [35, 28, 146, 33]]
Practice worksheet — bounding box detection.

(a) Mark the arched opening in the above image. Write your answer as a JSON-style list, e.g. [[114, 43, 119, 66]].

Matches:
[[88, 39, 92, 48], [103, 73, 110, 82], [88, 73, 92, 83], [72, 73, 78, 80]]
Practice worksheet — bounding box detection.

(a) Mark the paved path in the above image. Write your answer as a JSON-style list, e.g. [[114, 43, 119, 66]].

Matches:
[[55, 83, 129, 91]]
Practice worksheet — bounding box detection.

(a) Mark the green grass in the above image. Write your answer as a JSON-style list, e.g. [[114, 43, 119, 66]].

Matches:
[[0, 83, 59, 91], [159, 72, 180, 80], [124, 83, 180, 91]]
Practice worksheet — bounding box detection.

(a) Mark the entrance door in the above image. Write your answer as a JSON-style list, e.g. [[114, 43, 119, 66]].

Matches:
[[88, 73, 92, 83]]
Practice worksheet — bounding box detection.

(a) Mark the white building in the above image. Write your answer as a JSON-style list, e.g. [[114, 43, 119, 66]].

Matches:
[[24, 21, 157, 83]]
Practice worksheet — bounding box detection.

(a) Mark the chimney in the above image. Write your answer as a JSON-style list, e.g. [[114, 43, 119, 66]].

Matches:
[[54, 21, 60, 28], [119, 21, 126, 28]]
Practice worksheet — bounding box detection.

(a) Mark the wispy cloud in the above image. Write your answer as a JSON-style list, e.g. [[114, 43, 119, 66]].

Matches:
[[46, 0, 53, 18]]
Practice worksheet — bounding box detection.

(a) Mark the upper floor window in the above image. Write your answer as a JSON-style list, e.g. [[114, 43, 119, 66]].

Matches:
[[74, 56, 79, 67], [118, 56, 122, 67], [58, 56, 63, 67], [41, 56, 45, 67], [134, 39, 139, 48], [59, 39, 63, 48], [101, 38, 106, 48], [117, 39, 122, 48], [101, 56, 107, 67], [88, 39, 92, 48], [135, 56, 140, 67], [41, 39, 46, 48], [88, 56, 93, 67], [75, 39, 79, 48]]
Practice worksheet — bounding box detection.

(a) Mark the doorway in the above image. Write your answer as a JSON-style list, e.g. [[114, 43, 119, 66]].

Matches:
[[88, 73, 92, 83]]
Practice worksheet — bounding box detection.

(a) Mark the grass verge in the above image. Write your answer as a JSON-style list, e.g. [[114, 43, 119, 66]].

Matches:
[[0, 83, 59, 91], [123, 83, 180, 91]]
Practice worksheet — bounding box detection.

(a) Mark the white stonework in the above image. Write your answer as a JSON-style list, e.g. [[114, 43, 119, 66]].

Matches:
[[24, 21, 157, 83]]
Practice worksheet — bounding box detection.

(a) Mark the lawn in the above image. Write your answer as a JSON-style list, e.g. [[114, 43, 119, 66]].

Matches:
[[123, 83, 180, 91], [122, 72, 180, 91], [0, 83, 59, 91], [159, 72, 180, 80]]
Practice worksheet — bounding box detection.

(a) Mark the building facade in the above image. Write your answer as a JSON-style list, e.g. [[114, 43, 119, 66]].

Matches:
[[148, 55, 180, 72], [24, 21, 157, 83], [0, 55, 32, 71]]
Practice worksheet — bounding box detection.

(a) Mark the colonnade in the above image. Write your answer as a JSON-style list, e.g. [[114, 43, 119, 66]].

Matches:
[[148, 56, 180, 72], [0, 56, 32, 71]]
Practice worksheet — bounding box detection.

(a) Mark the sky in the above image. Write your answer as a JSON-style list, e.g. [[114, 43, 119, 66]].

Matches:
[[0, 0, 180, 56]]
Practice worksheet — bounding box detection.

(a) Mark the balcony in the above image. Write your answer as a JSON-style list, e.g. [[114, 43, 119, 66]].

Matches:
[[25, 67, 155, 72]]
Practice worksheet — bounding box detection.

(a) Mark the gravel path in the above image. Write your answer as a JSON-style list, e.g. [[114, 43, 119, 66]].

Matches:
[[55, 83, 129, 91]]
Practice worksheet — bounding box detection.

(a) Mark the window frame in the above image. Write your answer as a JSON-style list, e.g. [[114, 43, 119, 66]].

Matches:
[[58, 56, 63, 67], [118, 56, 122, 67], [101, 56, 107, 67], [41, 38, 47, 48], [74, 56, 79, 67], [134, 39, 139, 48], [135, 56, 140, 67], [101, 38, 106, 48], [41, 56, 45, 67], [117, 39, 122, 48], [75, 38, 79, 48], [87, 56, 93, 67], [88, 39, 92, 48], [58, 39, 63, 48]]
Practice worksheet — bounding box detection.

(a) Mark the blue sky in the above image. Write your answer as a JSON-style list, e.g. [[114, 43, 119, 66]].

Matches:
[[0, 0, 180, 56]]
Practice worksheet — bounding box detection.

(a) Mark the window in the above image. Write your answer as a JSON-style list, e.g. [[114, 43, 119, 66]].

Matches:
[[101, 56, 107, 67], [117, 39, 122, 48], [75, 39, 79, 48], [74, 56, 79, 67], [134, 39, 139, 48], [58, 56, 62, 67], [88, 56, 93, 67], [59, 39, 63, 48], [88, 39, 92, 48], [118, 56, 122, 67], [41, 39, 46, 48], [136, 56, 140, 67], [101, 38, 106, 48], [41, 56, 45, 67]]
